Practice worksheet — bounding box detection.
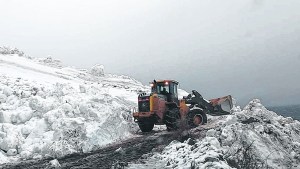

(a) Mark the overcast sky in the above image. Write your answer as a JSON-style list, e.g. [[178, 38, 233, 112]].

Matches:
[[1, 0, 300, 106]]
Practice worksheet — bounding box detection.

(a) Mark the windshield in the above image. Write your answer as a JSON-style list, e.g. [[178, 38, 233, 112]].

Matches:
[[156, 83, 170, 94]]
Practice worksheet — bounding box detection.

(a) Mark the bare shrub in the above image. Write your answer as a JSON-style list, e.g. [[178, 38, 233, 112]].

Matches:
[[0, 46, 24, 56]]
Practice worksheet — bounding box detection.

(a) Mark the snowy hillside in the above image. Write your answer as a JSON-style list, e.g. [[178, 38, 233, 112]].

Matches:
[[0, 50, 148, 164], [128, 99, 300, 169]]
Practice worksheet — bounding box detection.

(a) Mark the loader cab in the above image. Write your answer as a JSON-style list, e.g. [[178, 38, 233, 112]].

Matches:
[[151, 80, 179, 103]]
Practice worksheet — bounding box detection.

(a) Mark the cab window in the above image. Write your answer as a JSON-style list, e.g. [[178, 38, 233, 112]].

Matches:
[[156, 83, 170, 94]]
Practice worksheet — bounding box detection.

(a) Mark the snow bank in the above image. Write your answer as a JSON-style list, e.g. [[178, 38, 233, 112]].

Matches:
[[129, 99, 300, 169], [0, 52, 148, 164]]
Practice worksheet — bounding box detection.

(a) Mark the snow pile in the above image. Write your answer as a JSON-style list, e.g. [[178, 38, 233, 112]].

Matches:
[[0, 52, 148, 164], [128, 137, 232, 169], [129, 99, 300, 169]]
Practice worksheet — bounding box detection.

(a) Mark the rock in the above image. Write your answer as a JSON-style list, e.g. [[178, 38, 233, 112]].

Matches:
[[33, 154, 43, 159], [37, 91, 46, 98], [0, 150, 8, 164], [166, 161, 171, 166], [115, 147, 123, 153], [73, 107, 81, 115], [185, 138, 196, 145], [29, 96, 43, 111], [3, 87, 13, 97], [90, 64, 104, 77], [79, 85, 86, 93], [0, 131, 6, 138], [10, 113, 18, 123], [17, 107, 33, 123], [0, 93, 7, 103], [241, 117, 260, 124], [67, 112, 74, 118], [61, 103, 73, 113], [0, 139, 9, 151], [0, 111, 4, 123], [88, 110, 98, 118], [286, 117, 293, 122], [20, 150, 32, 159], [79, 104, 88, 114], [49, 159, 61, 169], [7, 149, 17, 156], [243, 99, 265, 111], [21, 91, 31, 98], [21, 125, 32, 135], [204, 157, 219, 162], [0, 137, 18, 151], [33, 145, 42, 153], [206, 129, 216, 137]]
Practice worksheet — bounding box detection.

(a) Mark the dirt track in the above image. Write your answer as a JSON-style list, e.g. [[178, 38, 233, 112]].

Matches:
[[0, 130, 180, 169]]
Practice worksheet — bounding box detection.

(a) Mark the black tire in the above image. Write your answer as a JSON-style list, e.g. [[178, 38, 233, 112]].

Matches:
[[164, 109, 181, 131], [138, 120, 154, 132], [187, 109, 207, 128]]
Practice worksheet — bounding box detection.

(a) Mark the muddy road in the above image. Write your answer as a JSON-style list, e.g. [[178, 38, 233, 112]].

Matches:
[[0, 130, 184, 169]]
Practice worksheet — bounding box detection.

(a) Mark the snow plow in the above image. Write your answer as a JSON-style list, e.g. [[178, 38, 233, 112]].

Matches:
[[133, 80, 233, 132]]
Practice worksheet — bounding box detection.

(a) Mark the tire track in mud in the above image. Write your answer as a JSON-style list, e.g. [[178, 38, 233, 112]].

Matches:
[[0, 131, 180, 169]]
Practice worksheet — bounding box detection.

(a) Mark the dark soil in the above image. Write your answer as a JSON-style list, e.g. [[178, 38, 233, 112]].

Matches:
[[0, 131, 179, 169]]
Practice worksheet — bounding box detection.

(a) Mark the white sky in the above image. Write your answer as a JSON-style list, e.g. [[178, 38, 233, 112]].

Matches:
[[1, 0, 300, 106]]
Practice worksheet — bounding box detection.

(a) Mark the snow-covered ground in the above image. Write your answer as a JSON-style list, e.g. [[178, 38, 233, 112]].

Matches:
[[0, 49, 149, 164], [128, 99, 300, 169]]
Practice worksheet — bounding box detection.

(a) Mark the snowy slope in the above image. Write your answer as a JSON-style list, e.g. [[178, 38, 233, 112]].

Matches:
[[0, 52, 148, 163], [1, 48, 299, 168], [128, 99, 300, 169]]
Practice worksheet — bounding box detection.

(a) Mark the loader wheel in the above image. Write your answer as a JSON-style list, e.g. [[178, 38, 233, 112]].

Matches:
[[187, 109, 207, 127], [164, 109, 180, 131], [138, 119, 154, 132]]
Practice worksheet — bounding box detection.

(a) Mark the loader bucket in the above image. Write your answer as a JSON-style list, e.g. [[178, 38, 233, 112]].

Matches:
[[209, 95, 233, 116]]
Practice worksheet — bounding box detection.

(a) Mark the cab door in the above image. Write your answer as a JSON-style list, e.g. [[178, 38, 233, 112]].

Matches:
[[169, 83, 179, 104]]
